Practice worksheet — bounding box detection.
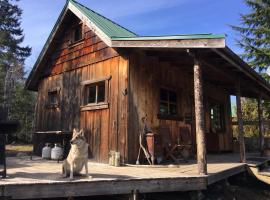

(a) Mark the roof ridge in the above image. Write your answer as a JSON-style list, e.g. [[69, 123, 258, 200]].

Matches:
[[69, 0, 137, 37]]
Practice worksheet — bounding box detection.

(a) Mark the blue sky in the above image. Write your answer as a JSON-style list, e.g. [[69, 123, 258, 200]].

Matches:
[[17, 0, 249, 73]]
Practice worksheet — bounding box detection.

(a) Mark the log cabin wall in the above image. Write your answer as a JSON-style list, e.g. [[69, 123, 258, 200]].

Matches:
[[127, 50, 233, 163], [34, 16, 129, 163], [128, 50, 194, 163]]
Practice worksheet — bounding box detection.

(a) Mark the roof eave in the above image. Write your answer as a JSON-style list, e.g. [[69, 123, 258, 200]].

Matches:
[[25, 1, 70, 91], [111, 37, 226, 48], [212, 47, 270, 98]]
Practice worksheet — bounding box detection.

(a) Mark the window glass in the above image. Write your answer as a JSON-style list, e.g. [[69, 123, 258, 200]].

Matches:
[[85, 81, 106, 105], [159, 88, 178, 116], [48, 91, 58, 105], [73, 25, 82, 42], [97, 81, 105, 103], [87, 84, 96, 104]]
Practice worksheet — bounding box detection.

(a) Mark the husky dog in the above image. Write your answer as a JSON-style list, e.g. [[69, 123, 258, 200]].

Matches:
[[62, 129, 90, 180]]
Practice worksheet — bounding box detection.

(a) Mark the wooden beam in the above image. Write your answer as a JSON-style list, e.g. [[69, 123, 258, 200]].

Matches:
[[236, 79, 246, 163], [193, 57, 207, 175], [1, 177, 206, 199], [112, 38, 225, 49], [258, 95, 265, 156]]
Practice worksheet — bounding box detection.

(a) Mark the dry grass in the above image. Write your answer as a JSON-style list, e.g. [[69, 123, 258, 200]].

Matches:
[[6, 144, 33, 153]]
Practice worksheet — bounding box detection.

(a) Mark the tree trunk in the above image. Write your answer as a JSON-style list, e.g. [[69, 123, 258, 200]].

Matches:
[[194, 58, 207, 175]]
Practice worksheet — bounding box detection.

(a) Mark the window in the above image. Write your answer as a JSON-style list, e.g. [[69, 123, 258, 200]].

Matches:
[[72, 24, 83, 43], [47, 90, 59, 107], [209, 103, 225, 133], [81, 76, 111, 111], [159, 88, 178, 116], [86, 81, 105, 104]]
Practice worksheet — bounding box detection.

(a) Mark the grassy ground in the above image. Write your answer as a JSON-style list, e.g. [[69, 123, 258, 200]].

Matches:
[[6, 144, 33, 156]]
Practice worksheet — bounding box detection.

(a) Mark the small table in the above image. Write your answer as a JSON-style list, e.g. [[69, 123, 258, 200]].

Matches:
[[0, 121, 19, 178]]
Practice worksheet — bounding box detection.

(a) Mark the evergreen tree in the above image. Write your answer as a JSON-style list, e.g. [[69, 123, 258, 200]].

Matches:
[[231, 0, 270, 79], [0, 0, 31, 111], [0, 0, 36, 143]]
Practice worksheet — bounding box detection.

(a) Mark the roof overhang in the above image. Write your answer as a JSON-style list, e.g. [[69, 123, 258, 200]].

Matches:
[[111, 37, 225, 49]]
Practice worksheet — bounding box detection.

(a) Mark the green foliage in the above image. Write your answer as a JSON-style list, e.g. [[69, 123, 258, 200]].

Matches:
[[0, 0, 35, 143], [0, 0, 31, 66], [231, 0, 270, 76], [9, 83, 36, 142]]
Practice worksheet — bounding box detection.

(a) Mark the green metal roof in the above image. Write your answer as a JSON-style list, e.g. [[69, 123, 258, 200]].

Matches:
[[111, 34, 226, 41], [70, 0, 225, 41], [70, 0, 137, 38]]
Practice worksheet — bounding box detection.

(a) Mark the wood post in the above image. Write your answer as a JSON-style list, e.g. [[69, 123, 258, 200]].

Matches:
[[236, 80, 246, 163], [193, 58, 207, 175], [258, 96, 264, 155]]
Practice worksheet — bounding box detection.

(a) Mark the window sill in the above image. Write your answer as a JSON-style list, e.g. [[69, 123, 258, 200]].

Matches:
[[68, 39, 84, 48], [80, 103, 109, 111], [157, 114, 183, 121], [45, 104, 59, 109]]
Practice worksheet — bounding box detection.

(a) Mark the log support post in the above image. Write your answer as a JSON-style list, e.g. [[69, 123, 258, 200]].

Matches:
[[258, 95, 264, 155], [193, 57, 207, 175], [236, 79, 246, 163]]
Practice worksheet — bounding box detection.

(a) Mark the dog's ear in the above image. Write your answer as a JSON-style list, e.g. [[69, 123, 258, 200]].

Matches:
[[79, 129, 84, 137], [73, 128, 77, 136]]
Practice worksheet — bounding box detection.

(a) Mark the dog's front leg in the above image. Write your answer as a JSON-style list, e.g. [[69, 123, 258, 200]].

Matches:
[[70, 162, 74, 181], [85, 160, 91, 178]]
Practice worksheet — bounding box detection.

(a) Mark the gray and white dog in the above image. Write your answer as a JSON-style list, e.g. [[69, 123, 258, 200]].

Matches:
[[62, 129, 90, 180]]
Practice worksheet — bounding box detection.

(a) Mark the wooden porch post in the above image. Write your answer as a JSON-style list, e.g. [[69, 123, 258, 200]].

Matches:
[[193, 57, 207, 175], [258, 95, 264, 155], [236, 80, 246, 163]]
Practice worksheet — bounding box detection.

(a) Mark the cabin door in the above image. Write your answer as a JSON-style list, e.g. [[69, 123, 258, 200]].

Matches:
[[206, 101, 226, 152]]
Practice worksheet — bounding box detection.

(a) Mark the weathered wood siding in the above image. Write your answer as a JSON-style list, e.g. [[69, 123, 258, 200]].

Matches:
[[128, 51, 233, 162], [34, 17, 128, 163]]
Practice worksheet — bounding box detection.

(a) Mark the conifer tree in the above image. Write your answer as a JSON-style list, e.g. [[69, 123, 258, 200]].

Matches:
[[231, 0, 270, 79], [0, 0, 31, 113]]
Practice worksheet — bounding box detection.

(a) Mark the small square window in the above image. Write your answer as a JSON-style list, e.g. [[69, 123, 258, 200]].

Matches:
[[85, 81, 106, 105], [48, 91, 58, 106]]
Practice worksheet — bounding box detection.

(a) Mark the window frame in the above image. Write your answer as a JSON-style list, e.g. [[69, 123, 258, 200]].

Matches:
[[69, 23, 84, 46], [157, 87, 182, 121], [46, 87, 61, 109], [209, 101, 226, 133], [80, 76, 111, 111]]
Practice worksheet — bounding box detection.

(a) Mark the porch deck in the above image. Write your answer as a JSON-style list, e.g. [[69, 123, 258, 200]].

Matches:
[[0, 154, 255, 199]]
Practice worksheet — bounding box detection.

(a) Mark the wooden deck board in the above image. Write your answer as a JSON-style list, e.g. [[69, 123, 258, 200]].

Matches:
[[0, 154, 255, 199]]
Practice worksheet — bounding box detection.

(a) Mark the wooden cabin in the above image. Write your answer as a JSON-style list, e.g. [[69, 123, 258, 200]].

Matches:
[[26, 0, 270, 169]]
